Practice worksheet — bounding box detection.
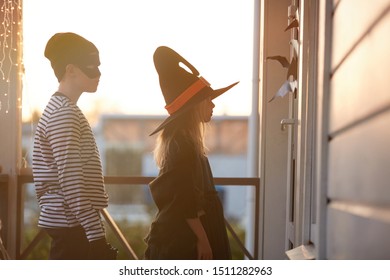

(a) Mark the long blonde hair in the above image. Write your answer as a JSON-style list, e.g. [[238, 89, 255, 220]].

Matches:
[[154, 102, 207, 169]]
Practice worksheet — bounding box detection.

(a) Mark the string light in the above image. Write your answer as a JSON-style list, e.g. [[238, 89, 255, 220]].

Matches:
[[0, 0, 22, 115]]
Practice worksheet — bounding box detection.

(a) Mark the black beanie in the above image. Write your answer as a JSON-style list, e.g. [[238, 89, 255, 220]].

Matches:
[[44, 32, 100, 82]]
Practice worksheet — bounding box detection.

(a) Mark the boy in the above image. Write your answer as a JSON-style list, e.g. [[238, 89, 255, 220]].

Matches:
[[32, 32, 116, 259]]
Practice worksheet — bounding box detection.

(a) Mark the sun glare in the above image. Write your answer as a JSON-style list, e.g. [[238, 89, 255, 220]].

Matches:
[[22, 0, 254, 123]]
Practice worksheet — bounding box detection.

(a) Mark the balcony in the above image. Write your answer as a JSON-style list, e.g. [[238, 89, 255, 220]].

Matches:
[[0, 173, 260, 260]]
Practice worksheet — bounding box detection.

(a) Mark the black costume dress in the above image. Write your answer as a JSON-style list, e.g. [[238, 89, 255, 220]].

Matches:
[[144, 137, 231, 259]]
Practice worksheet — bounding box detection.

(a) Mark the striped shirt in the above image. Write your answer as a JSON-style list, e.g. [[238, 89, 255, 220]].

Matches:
[[32, 93, 108, 242]]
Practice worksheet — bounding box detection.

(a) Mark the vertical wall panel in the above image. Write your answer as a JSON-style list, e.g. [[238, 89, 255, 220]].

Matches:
[[332, 0, 390, 69], [330, 12, 390, 134], [327, 0, 390, 259], [260, 0, 291, 259], [327, 203, 390, 259], [328, 110, 390, 205]]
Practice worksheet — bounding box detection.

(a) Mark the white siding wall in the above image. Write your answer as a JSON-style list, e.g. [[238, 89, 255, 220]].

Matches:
[[327, 0, 390, 259]]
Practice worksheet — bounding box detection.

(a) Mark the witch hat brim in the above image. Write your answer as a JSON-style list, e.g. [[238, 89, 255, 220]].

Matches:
[[149, 81, 239, 136]]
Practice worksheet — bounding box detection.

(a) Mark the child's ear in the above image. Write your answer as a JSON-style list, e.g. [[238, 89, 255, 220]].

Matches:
[[65, 64, 77, 76]]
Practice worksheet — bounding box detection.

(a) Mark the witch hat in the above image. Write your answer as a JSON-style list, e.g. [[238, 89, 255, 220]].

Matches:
[[150, 46, 238, 136]]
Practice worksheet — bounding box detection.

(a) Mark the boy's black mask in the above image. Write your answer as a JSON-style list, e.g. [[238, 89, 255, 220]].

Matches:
[[76, 51, 101, 79]]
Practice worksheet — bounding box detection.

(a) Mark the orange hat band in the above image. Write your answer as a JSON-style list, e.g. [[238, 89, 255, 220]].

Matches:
[[165, 77, 210, 115]]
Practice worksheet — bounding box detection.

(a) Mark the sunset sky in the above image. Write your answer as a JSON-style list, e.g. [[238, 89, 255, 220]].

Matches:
[[22, 0, 254, 123]]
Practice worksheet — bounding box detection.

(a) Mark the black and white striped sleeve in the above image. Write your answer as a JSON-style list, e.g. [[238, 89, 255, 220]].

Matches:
[[46, 106, 105, 242]]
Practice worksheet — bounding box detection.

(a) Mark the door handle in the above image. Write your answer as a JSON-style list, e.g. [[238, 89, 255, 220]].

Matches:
[[280, 118, 295, 131]]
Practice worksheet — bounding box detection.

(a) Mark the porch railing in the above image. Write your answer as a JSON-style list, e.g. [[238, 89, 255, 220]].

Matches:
[[15, 175, 260, 260]]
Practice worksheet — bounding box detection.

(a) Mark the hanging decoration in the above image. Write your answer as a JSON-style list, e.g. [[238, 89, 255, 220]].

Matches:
[[0, 0, 22, 114], [267, 10, 299, 103]]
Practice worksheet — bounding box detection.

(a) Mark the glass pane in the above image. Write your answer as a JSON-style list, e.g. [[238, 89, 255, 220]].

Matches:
[[21, 0, 254, 260]]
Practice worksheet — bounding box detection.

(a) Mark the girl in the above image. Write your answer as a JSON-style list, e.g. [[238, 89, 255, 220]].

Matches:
[[144, 46, 238, 260]]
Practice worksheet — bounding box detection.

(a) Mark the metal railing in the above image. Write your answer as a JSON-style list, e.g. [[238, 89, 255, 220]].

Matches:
[[16, 175, 260, 260], [0, 219, 10, 260]]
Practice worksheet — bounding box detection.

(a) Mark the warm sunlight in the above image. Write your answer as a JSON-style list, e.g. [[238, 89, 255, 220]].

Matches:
[[22, 0, 254, 123]]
